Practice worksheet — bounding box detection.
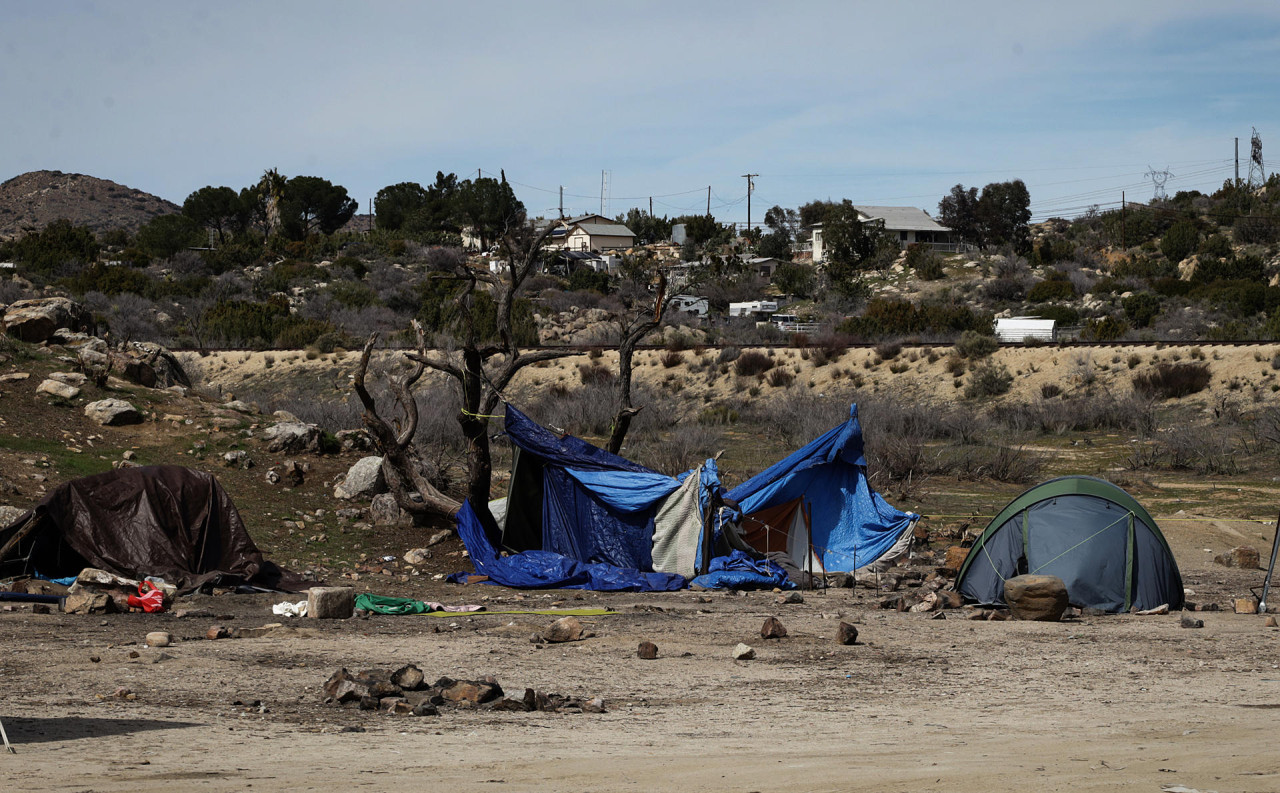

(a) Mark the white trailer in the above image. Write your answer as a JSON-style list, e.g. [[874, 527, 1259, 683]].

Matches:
[[729, 300, 778, 319], [994, 317, 1056, 343]]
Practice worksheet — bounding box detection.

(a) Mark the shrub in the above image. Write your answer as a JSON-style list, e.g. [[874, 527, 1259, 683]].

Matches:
[[874, 341, 902, 360], [1132, 362, 1211, 399], [1161, 219, 1200, 263], [577, 362, 615, 385], [1040, 383, 1062, 398], [1122, 292, 1162, 328], [1081, 316, 1128, 341], [716, 346, 741, 365], [766, 368, 795, 387], [659, 350, 684, 368], [789, 332, 810, 348], [1027, 279, 1075, 302], [905, 243, 945, 280], [734, 350, 775, 377], [698, 404, 740, 425], [1029, 304, 1080, 325], [955, 329, 999, 359], [837, 298, 992, 339], [964, 361, 1013, 399], [1127, 354, 1141, 369]]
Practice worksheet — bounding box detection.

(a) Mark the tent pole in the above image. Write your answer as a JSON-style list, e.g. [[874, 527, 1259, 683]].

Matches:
[[1260, 508, 1280, 614], [0, 716, 14, 753]]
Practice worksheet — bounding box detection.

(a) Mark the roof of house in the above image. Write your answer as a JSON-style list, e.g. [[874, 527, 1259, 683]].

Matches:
[[570, 222, 635, 237], [854, 206, 949, 232]]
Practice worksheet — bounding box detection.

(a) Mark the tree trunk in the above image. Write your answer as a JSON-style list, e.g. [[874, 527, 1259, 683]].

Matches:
[[606, 326, 651, 454]]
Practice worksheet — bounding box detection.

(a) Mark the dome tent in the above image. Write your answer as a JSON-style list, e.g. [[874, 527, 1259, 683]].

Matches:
[[955, 476, 1183, 613]]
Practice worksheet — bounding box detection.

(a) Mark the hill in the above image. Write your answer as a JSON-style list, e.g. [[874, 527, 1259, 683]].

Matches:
[[0, 170, 179, 240]]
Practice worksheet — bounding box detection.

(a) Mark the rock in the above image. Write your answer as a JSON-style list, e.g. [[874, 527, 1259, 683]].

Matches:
[[0, 505, 26, 527], [3, 297, 92, 343], [582, 696, 606, 714], [382, 698, 413, 715], [1003, 574, 1069, 622], [113, 341, 190, 389], [36, 379, 80, 399], [391, 664, 426, 691], [1180, 614, 1204, 629], [206, 625, 232, 640], [335, 428, 374, 451], [334, 456, 385, 500], [1214, 546, 1261, 569], [637, 641, 659, 659], [826, 572, 853, 588], [84, 398, 141, 426], [222, 450, 252, 469], [836, 622, 859, 645], [323, 668, 372, 704], [262, 421, 324, 454], [0, 372, 30, 382], [411, 703, 440, 717], [942, 545, 969, 574], [265, 469, 281, 485], [425, 529, 452, 548], [402, 548, 431, 566], [370, 493, 408, 527], [48, 371, 87, 386], [760, 616, 787, 639], [307, 587, 355, 619], [937, 589, 964, 609], [1234, 598, 1259, 615], [545, 616, 585, 643], [223, 400, 256, 414], [272, 410, 301, 423], [1265, 615, 1278, 628], [776, 591, 803, 605], [442, 679, 503, 705], [281, 460, 305, 487], [145, 631, 173, 648], [63, 590, 113, 614], [732, 643, 755, 660], [1134, 604, 1170, 616]]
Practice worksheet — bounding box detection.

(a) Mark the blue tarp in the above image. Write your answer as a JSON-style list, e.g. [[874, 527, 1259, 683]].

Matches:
[[726, 404, 917, 571], [505, 405, 688, 571], [451, 500, 686, 591], [690, 550, 794, 590]]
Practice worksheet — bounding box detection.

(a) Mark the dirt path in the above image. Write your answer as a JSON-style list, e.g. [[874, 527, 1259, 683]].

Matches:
[[3, 565, 1279, 793]]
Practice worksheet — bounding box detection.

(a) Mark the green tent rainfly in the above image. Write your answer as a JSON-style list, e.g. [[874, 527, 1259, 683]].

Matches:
[[955, 476, 1184, 613]]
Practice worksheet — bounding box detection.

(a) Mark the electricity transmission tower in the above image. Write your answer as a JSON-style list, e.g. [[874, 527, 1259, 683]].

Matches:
[[1145, 166, 1173, 201], [1248, 127, 1265, 188]]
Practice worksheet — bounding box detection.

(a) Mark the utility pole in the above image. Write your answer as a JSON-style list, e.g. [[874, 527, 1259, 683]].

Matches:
[[649, 196, 653, 216], [706, 186, 711, 216], [559, 186, 564, 219], [477, 168, 482, 181], [741, 173, 757, 239], [600, 170, 609, 216], [1236, 137, 1241, 187], [1121, 191, 1125, 249]]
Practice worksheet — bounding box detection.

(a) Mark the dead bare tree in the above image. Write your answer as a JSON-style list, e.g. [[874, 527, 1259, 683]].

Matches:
[[606, 252, 704, 454], [354, 224, 573, 537]]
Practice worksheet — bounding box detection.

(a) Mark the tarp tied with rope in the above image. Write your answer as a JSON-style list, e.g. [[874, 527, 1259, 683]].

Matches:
[[955, 476, 1183, 613], [725, 404, 918, 574]]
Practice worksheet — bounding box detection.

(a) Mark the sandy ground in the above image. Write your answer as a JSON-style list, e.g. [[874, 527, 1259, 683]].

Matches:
[[180, 342, 1280, 411], [2, 536, 1278, 793]]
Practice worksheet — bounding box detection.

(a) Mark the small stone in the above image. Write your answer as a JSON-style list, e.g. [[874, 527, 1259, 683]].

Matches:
[[1180, 614, 1204, 629], [206, 625, 232, 640], [760, 616, 787, 639], [1234, 598, 1259, 615], [776, 591, 803, 605], [402, 548, 432, 566], [307, 587, 355, 619], [83, 398, 142, 426], [582, 697, 606, 714], [37, 379, 80, 399], [544, 616, 585, 643], [391, 664, 425, 691], [1214, 546, 1261, 569], [637, 641, 658, 659], [145, 631, 173, 648], [63, 590, 112, 614], [732, 643, 755, 660], [411, 703, 439, 717], [1265, 616, 1278, 628], [89, 655, 100, 663], [31, 604, 51, 614], [937, 589, 964, 609], [836, 622, 859, 645]]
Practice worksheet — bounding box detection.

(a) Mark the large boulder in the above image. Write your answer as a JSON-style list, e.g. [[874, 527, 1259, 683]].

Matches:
[[334, 456, 386, 500], [1003, 574, 1069, 621], [262, 421, 324, 454], [36, 379, 80, 399], [3, 298, 93, 343], [115, 342, 191, 389], [84, 398, 142, 426]]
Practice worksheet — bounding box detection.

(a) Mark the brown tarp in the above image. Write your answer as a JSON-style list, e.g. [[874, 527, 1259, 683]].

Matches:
[[0, 465, 307, 594]]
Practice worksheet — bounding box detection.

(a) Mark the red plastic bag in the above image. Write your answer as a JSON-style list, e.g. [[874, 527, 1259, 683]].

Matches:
[[127, 580, 167, 613]]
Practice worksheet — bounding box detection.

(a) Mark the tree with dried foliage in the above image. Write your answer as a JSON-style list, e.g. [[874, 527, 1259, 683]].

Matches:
[[353, 224, 572, 539]]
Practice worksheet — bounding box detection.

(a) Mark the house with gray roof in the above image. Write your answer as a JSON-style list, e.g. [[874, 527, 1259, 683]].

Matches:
[[810, 205, 956, 263]]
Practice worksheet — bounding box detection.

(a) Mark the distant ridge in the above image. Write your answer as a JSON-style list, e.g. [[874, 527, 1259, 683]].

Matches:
[[0, 170, 180, 240]]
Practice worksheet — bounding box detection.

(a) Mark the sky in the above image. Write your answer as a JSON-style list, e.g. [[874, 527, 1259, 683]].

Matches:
[[2, 1, 1278, 224]]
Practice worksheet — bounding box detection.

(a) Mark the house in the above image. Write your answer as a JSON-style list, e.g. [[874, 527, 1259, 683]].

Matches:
[[537, 214, 619, 250], [564, 220, 635, 252], [740, 255, 787, 282], [810, 205, 955, 263]]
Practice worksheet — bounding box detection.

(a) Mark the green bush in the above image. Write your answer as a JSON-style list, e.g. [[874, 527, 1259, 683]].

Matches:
[[59, 264, 152, 297], [1081, 316, 1128, 341], [964, 361, 1013, 399], [955, 329, 999, 359], [4, 219, 99, 274], [274, 320, 340, 349], [837, 298, 991, 339], [331, 255, 368, 280], [568, 268, 611, 293], [734, 351, 775, 377], [1027, 278, 1075, 302], [1161, 219, 1199, 263], [905, 243, 945, 280], [1122, 292, 1162, 328], [1029, 304, 1080, 325], [326, 280, 379, 308], [1132, 362, 1211, 399]]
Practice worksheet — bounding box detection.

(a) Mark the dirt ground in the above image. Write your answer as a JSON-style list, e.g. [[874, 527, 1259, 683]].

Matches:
[[2, 527, 1278, 793]]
